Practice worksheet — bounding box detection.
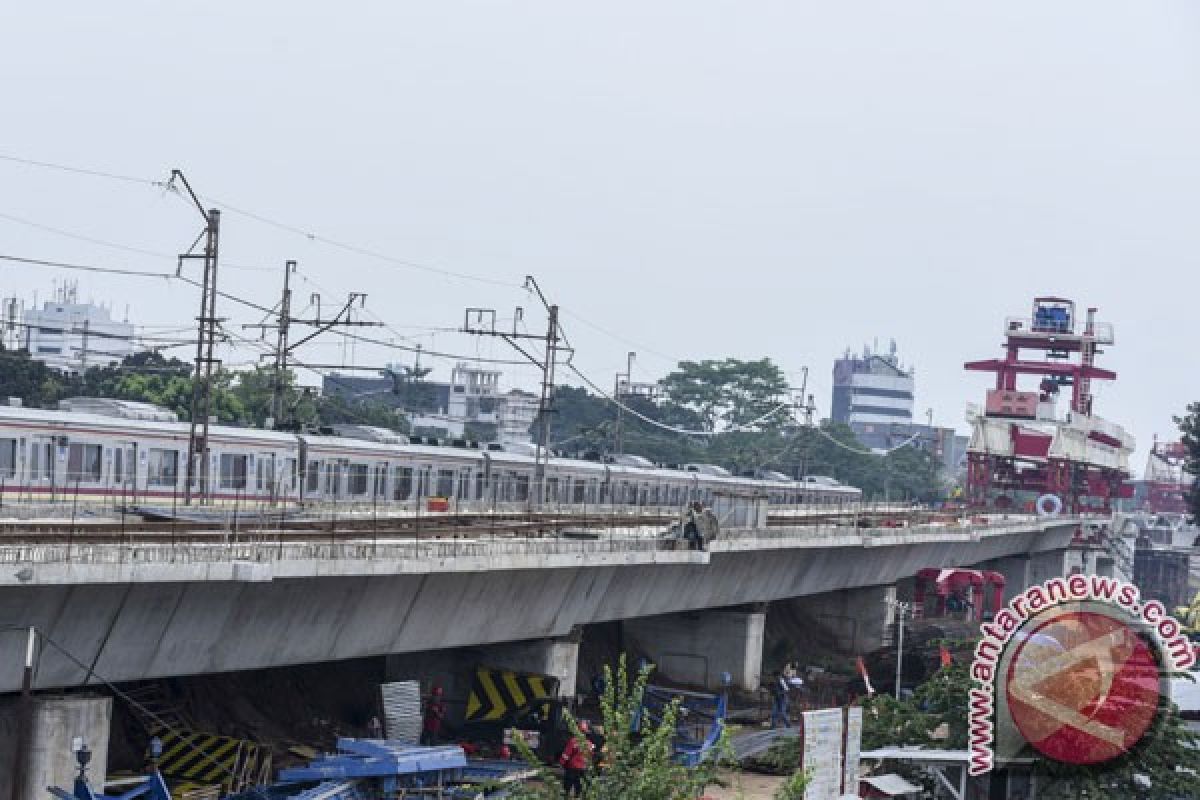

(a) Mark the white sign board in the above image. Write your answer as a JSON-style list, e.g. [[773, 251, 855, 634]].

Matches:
[[801, 708, 844, 800], [842, 706, 862, 794]]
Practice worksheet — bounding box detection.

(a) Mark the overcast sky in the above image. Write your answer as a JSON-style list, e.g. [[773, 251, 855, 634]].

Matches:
[[2, 2, 1198, 472]]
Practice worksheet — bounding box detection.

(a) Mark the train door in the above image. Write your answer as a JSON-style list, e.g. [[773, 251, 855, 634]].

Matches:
[[373, 462, 388, 502], [28, 435, 56, 498], [111, 440, 136, 500], [457, 466, 472, 508]]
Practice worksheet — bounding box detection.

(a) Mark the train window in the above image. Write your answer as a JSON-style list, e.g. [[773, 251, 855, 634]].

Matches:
[[324, 462, 339, 495], [219, 454, 248, 490], [475, 470, 485, 499], [417, 467, 431, 498], [436, 469, 454, 498], [393, 466, 413, 500], [306, 460, 321, 493], [458, 468, 471, 500], [514, 472, 530, 502], [347, 464, 370, 495], [546, 477, 559, 503], [0, 438, 15, 478], [66, 444, 103, 483], [147, 449, 178, 487], [573, 479, 586, 504]]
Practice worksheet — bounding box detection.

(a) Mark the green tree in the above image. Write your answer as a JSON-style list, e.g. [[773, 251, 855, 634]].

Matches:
[[860, 663, 972, 750], [1176, 402, 1200, 522], [659, 358, 791, 433], [509, 657, 725, 800], [0, 344, 74, 407]]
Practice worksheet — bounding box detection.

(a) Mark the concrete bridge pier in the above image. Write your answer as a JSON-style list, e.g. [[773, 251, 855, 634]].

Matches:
[[784, 586, 897, 656], [624, 609, 765, 692], [1029, 549, 1069, 585], [0, 693, 112, 800], [985, 554, 1032, 596], [486, 636, 580, 699]]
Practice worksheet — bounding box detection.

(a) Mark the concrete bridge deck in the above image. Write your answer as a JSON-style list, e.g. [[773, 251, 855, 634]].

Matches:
[[0, 515, 1077, 692]]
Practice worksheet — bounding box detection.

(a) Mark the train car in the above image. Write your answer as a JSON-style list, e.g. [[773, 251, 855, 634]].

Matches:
[[0, 400, 862, 516], [0, 400, 298, 507]]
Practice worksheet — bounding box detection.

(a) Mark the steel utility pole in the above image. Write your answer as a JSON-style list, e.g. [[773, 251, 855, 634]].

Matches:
[[170, 170, 221, 506], [613, 351, 635, 455], [243, 283, 381, 429], [894, 600, 910, 699], [462, 276, 573, 508], [272, 260, 296, 425]]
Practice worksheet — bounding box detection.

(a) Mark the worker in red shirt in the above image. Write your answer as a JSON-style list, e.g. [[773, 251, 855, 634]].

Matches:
[[421, 685, 446, 745], [559, 720, 594, 795]]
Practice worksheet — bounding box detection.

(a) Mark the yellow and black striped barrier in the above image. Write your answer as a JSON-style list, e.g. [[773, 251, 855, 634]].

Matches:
[[465, 666, 558, 722], [150, 729, 267, 793]]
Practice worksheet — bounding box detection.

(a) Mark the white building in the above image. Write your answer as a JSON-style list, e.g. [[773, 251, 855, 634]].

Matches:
[[831, 342, 915, 428], [405, 363, 538, 445], [498, 389, 539, 446], [22, 285, 136, 373]]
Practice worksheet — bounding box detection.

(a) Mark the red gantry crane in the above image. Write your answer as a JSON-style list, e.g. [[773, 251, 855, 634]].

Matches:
[[963, 298, 1134, 513]]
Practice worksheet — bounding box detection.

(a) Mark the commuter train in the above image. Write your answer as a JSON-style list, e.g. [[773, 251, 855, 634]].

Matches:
[[0, 399, 862, 514]]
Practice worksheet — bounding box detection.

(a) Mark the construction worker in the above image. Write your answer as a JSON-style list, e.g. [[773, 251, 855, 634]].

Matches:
[[421, 685, 447, 745], [769, 671, 791, 729], [683, 502, 705, 550], [559, 720, 594, 796]]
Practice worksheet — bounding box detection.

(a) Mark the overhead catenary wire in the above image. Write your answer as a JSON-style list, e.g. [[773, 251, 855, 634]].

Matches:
[[0, 210, 275, 272], [811, 424, 926, 456], [0, 253, 176, 279], [0, 151, 517, 287]]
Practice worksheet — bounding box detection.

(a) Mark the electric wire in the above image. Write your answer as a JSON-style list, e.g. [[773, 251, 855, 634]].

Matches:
[[566, 363, 792, 437], [0, 151, 508, 286], [0, 253, 175, 279]]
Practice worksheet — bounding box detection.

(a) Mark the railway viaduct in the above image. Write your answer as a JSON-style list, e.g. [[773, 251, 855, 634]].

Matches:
[[0, 513, 1098, 792], [0, 515, 1080, 695]]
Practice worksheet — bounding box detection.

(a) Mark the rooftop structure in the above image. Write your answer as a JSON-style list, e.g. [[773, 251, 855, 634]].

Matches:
[[831, 341, 914, 428], [323, 362, 537, 444], [20, 283, 136, 372]]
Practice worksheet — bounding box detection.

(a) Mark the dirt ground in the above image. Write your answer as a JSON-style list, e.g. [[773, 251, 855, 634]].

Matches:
[[703, 770, 787, 799]]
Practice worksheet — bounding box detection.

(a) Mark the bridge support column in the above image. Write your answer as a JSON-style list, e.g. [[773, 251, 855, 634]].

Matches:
[[0, 693, 112, 800], [1029, 549, 1069, 585], [625, 609, 764, 692], [486, 637, 580, 699], [786, 585, 896, 655], [986, 554, 1032, 596]]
